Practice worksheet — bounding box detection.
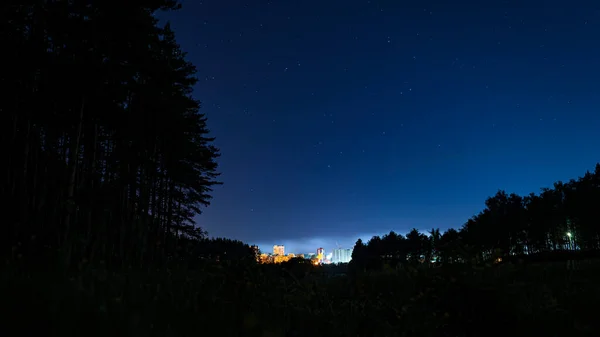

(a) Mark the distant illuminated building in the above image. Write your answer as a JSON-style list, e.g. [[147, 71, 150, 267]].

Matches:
[[259, 253, 272, 264], [316, 247, 324, 263], [273, 255, 292, 264], [332, 248, 353, 263], [273, 245, 285, 256]]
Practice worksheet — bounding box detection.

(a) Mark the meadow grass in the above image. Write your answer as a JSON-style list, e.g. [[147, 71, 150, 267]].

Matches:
[[1, 259, 599, 337]]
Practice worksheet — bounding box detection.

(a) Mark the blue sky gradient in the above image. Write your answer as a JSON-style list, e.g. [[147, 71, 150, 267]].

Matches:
[[160, 0, 600, 254]]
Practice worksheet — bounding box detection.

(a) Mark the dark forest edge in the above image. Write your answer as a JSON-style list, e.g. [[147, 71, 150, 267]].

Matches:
[[3, 1, 600, 336], [3, 0, 224, 269], [350, 163, 600, 271]]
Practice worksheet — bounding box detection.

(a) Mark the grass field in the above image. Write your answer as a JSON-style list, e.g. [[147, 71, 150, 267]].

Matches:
[[2, 259, 599, 337]]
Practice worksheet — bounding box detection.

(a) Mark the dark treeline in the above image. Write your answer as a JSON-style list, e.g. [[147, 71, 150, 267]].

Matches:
[[351, 164, 600, 271], [0, 0, 256, 269]]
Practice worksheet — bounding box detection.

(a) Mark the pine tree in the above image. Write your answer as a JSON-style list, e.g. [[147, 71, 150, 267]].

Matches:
[[1, 0, 221, 269]]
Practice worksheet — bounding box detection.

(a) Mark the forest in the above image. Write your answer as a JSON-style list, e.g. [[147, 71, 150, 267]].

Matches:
[[2, 1, 600, 337], [2, 0, 224, 269], [350, 167, 600, 271]]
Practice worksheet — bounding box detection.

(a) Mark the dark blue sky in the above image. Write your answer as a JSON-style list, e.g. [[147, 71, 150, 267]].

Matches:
[[161, 0, 600, 254]]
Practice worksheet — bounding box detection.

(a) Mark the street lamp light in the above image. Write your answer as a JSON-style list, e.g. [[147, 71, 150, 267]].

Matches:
[[566, 232, 572, 238]]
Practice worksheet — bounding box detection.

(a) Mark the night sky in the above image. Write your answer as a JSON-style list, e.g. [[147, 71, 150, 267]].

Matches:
[[161, 0, 600, 254]]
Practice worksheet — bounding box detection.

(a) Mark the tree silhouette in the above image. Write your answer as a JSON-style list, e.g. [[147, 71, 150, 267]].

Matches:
[[350, 163, 600, 271], [2, 0, 223, 269], [437, 228, 461, 264]]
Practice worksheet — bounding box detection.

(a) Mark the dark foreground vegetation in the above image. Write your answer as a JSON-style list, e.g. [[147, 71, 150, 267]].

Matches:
[[2, 1, 600, 336], [3, 254, 600, 337]]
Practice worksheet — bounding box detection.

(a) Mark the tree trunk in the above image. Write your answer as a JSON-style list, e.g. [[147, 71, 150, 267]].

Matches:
[[62, 97, 85, 267]]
